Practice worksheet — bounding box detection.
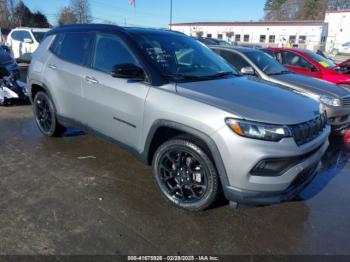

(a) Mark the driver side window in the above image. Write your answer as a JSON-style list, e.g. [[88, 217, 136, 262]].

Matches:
[[283, 51, 312, 69], [220, 51, 250, 71], [93, 34, 137, 73]]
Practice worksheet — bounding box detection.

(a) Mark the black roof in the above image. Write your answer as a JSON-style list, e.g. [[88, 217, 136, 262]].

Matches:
[[211, 45, 259, 53], [46, 23, 184, 37]]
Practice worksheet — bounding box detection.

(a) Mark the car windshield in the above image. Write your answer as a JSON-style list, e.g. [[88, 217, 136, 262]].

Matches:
[[32, 32, 46, 43], [244, 50, 289, 75], [132, 32, 237, 82], [302, 50, 336, 69]]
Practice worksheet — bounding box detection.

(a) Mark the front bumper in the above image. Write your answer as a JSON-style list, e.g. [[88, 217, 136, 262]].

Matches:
[[326, 105, 350, 131], [212, 124, 330, 205]]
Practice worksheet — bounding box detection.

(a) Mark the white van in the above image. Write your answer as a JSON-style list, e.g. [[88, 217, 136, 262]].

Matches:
[[6, 27, 49, 61]]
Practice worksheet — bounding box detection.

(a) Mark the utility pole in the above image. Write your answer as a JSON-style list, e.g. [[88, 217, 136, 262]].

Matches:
[[169, 0, 173, 30]]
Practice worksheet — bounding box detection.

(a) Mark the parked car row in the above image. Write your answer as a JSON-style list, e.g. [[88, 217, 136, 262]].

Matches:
[[211, 46, 350, 132], [262, 48, 350, 89]]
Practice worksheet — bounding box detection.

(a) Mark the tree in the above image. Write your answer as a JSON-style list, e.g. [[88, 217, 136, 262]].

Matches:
[[70, 0, 92, 23], [295, 0, 327, 20], [31, 11, 50, 27], [13, 0, 32, 27], [264, 0, 287, 21], [0, 0, 11, 28], [57, 6, 77, 25]]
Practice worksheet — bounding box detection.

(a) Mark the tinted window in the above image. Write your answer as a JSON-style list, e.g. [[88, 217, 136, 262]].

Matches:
[[284, 51, 312, 69], [11, 31, 23, 41], [93, 34, 137, 73], [220, 50, 249, 71], [33, 32, 45, 43], [53, 33, 94, 65], [22, 31, 32, 41], [50, 33, 65, 56]]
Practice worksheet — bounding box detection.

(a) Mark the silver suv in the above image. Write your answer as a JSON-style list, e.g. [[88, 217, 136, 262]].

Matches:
[[28, 25, 330, 211]]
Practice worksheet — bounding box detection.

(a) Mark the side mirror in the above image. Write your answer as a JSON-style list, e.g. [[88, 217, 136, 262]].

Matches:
[[310, 65, 318, 72], [111, 64, 145, 80], [240, 66, 255, 75], [23, 38, 33, 43]]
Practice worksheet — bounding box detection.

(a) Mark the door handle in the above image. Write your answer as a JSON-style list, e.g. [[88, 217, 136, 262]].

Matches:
[[48, 64, 57, 70], [85, 76, 99, 84]]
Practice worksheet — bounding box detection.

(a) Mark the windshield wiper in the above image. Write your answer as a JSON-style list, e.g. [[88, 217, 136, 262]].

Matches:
[[268, 70, 291, 76], [165, 71, 236, 81]]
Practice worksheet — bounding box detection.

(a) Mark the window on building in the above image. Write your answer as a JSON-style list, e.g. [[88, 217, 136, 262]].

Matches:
[[268, 35, 275, 43], [207, 34, 212, 38], [217, 34, 223, 39], [259, 35, 266, 43], [289, 35, 296, 44], [235, 34, 241, 42], [243, 34, 250, 42], [298, 35, 306, 44]]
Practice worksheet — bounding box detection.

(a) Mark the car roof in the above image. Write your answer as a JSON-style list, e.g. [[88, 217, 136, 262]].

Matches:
[[46, 24, 183, 37], [210, 45, 260, 53], [13, 27, 50, 32]]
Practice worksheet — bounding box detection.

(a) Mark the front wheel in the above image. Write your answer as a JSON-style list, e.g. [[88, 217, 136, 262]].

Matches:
[[33, 91, 66, 137], [152, 137, 219, 211]]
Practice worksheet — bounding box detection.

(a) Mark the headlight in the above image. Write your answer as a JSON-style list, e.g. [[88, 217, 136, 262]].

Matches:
[[320, 95, 341, 107], [225, 118, 292, 141]]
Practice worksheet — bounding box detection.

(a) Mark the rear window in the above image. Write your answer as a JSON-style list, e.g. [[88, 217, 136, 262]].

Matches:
[[50, 32, 94, 66]]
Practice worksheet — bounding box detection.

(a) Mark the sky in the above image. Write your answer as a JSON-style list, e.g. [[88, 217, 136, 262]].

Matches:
[[23, 0, 266, 27]]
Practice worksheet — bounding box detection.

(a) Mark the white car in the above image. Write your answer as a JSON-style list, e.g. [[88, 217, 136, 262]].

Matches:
[[6, 27, 49, 61], [333, 42, 350, 55]]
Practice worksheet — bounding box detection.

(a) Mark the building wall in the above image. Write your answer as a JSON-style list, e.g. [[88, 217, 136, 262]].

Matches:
[[172, 23, 325, 51], [324, 10, 350, 52]]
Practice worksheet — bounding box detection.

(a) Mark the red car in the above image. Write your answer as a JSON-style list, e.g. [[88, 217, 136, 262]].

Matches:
[[263, 48, 350, 89]]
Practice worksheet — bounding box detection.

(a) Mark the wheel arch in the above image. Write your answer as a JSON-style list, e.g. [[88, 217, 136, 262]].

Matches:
[[143, 119, 230, 192]]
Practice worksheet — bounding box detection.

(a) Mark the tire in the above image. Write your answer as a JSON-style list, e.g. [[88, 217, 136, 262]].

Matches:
[[33, 91, 66, 137], [152, 136, 219, 211]]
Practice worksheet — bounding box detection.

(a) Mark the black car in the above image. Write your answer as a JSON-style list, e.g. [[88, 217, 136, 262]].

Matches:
[[195, 37, 231, 46], [0, 45, 20, 79]]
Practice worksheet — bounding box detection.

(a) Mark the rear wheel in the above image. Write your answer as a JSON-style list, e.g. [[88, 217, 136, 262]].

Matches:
[[33, 91, 66, 137], [152, 137, 219, 211]]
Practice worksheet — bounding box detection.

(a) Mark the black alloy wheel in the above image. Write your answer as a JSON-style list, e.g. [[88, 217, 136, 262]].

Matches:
[[153, 137, 219, 211]]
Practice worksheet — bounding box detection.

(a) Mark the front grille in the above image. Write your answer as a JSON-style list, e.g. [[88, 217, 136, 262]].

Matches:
[[342, 95, 350, 107], [289, 113, 327, 146]]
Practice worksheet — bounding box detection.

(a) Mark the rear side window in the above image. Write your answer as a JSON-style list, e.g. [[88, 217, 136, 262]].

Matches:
[[220, 50, 249, 71], [92, 34, 137, 73], [50, 32, 94, 66]]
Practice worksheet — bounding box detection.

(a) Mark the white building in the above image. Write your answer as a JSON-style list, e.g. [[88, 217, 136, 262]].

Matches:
[[324, 9, 350, 52], [171, 9, 350, 52]]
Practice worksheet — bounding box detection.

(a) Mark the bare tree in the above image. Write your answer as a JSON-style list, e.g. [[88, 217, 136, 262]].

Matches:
[[58, 6, 77, 25], [0, 0, 12, 28], [70, 0, 92, 24]]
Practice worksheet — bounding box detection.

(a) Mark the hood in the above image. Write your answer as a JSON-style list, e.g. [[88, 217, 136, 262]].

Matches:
[[338, 58, 350, 67], [0, 49, 13, 64], [176, 76, 321, 125], [272, 73, 350, 97]]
